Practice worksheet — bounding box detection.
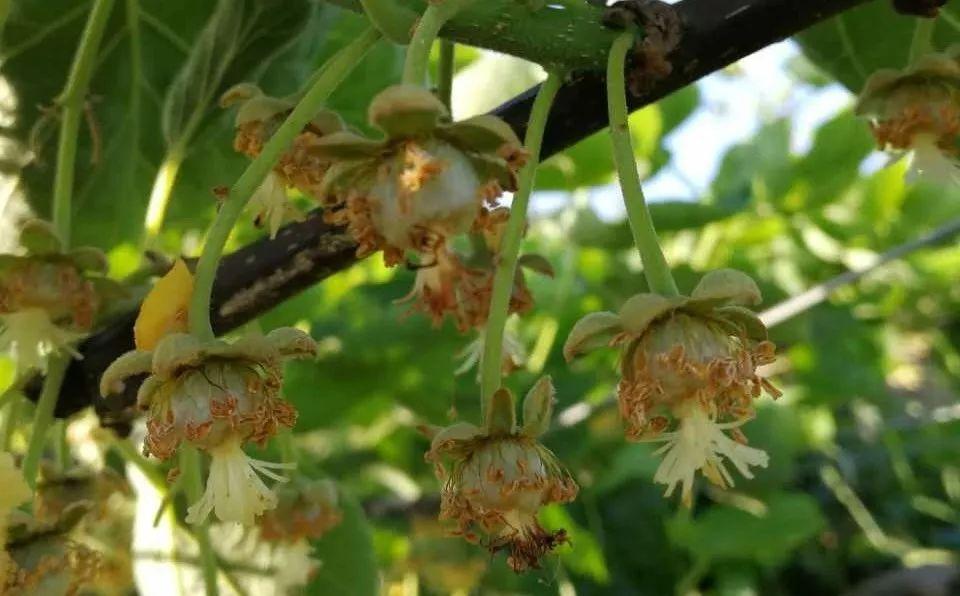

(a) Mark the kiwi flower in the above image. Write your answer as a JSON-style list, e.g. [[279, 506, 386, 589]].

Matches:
[[856, 48, 960, 185], [258, 477, 342, 543], [221, 83, 346, 235], [0, 219, 112, 371], [426, 377, 578, 572], [564, 269, 780, 506], [313, 85, 525, 259], [100, 329, 317, 525]]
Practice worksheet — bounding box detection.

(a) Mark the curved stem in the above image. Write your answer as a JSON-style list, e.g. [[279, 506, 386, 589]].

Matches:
[[360, 0, 416, 44], [188, 27, 380, 340], [479, 71, 563, 405], [401, 0, 472, 86], [437, 39, 455, 112], [181, 446, 219, 596], [908, 17, 936, 65], [51, 0, 116, 245], [607, 31, 678, 296], [21, 355, 68, 488]]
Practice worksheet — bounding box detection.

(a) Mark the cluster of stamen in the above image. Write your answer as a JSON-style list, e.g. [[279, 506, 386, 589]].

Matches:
[[0, 261, 98, 330], [870, 102, 960, 152]]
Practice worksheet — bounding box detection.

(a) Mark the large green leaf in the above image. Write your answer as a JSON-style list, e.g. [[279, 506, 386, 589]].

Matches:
[[795, 2, 960, 93], [668, 492, 826, 568], [307, 491, 380, 596]]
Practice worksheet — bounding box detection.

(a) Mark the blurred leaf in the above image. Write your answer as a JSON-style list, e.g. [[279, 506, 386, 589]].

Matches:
[[536, 86, 700, 191], [308, 491, 379, 596], [571, 200, 745, 250], [162, 0, 310, 145], [787, 110, 874, 212], [669, 492, 825, 567], [541, 504, 610, 583], [795, 2, 960, 92]]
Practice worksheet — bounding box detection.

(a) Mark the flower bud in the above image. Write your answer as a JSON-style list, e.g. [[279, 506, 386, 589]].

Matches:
[[258, 478, 342, 543]]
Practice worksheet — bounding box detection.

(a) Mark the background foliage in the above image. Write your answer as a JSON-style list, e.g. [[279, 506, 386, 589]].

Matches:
[[2, 0, 960, 594]]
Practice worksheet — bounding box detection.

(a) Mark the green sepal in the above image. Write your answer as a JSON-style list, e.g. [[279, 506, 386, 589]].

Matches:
[[518, 253, 555, 277], [690, 269, 762, 306], [521, 375, 555, 438], [100, 350, 154, 397], [619, 293, 681, 336], [368, 85, 448, 138], [68, 246, 109, 274], [484, 387, 517, 436], [563, 311, 623, 361], [309, 131, 383, 160], [19, 219, 63, 256], [437, 114, 522, 154]]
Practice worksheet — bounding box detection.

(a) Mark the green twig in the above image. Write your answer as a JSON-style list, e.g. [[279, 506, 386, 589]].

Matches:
[[360, 0, 416, 43], [479, 71, 563, 405], [142, 139, 188, 249], [1, 393, 22, 450], [908, 17, 936, 65], [51, 0, 116, 245], [437, 39, 455, 112], [607, 31, 678, 296], [401, 0, 472, 86], [188, 27, 381, 340], [21, 355, 68, 488], [181, 446, 219, 596]]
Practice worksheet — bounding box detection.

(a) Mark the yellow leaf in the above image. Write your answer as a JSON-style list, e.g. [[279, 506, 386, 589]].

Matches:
[[135, 259, 193, 351]]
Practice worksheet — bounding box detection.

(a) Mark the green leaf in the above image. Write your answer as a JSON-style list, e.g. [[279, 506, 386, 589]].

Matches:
[[787, 109, 874, 212], [668, 492, 826, 567], [307, 491, 379, 596], [795, 2, 960, 92], [162, 0, 312, 146]]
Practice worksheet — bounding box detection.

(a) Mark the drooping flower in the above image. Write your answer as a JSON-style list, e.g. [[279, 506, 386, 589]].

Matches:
[[100, 328, 317, 525], [314, 85, 526, 263], [258, 477, 342, 543], [564, 269, 780, 506], [856, 48, 960, 185], [426, 377, 578, 572], [397, 205, 549, 331], [3, 496, 102, 594], [249, 172, 305, 239], [221, 83, 346, 232], [0, 219, 113, 371]]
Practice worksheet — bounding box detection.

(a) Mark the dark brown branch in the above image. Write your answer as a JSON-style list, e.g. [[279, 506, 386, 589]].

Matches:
[[40, 0, 869, 425]]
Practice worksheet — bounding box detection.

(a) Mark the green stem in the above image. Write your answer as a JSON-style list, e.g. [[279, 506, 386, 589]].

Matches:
[[607, 31, 678, 296], [51, 0, 116, 245], [360, 0, 416, 44], [437, 39, 455, 112], [21, 355, 68, 488], [181, 446, 219, 596], [401, 0, 472, 86], [479, 71, 563, 405], [142, 139, 188, 249], [188, 27, 380, 340], [110, 434, 167, 489], [1, 393, 21, 450], [908, 18, 936, 65]]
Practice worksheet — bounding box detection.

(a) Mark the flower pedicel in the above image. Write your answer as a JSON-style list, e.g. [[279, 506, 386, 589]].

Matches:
[[565, 269, 780, 506]]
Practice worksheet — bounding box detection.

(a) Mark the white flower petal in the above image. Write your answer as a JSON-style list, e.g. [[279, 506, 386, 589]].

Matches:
[[0, 308, 84, 372], [186, 439, 293, 526], [647, 407, 768, 505]]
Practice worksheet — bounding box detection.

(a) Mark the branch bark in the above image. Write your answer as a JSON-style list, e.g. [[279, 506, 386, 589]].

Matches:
[[40, 0, 869, 425]]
